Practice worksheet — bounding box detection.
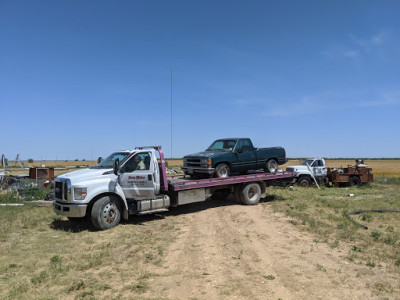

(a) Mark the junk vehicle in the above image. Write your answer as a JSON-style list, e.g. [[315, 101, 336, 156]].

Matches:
[[53, 146, 294, 230], [286, 158, 373, 187], [181, 138, 286, 178]]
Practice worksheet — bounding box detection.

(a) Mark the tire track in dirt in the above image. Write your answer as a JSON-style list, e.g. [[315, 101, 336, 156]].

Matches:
[[145, 199, 397, 299]]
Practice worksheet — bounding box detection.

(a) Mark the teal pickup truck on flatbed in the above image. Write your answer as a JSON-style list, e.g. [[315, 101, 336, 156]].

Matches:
[[182, 138, 286, 178]]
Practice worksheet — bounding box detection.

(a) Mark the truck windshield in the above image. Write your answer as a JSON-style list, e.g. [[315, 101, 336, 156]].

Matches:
[[92, 152, 130, 169], [301, 160, 315, 166], [206, 140, 237, 152]]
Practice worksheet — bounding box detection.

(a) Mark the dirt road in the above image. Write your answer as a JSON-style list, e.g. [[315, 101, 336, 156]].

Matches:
[[142, 198, 397, 299]]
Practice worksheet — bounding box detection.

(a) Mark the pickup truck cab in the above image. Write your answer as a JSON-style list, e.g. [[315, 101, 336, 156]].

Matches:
[[286, 158, 327, 187], [182, 138, 286, 178]]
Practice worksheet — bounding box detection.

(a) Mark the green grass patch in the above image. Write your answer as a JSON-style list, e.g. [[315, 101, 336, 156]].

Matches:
[[265, 178, 400, 270]]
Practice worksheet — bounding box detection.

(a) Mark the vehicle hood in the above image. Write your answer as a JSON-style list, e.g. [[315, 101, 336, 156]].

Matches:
[[56, 168, 115, 184], [184, 151, 226, 159], [286, 165, 309, 172]]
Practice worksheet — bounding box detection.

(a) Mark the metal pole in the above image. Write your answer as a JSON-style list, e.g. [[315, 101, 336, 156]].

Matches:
[[171, 68, 173, 158], [306, 162, 321, 189]]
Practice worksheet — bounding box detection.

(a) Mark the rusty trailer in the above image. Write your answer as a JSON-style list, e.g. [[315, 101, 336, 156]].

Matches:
[[327, 164, 373, 187]]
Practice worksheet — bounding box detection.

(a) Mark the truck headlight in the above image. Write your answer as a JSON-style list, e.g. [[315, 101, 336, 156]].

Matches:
[[74, 188, 87, 200]]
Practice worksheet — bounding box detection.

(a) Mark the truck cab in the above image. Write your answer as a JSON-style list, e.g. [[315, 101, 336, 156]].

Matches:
[[53, 147, 170, 230], [286, 158, 327, 187]]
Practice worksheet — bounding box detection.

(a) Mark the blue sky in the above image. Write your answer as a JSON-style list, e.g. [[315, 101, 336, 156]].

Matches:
[[1, 0, 399, 160]]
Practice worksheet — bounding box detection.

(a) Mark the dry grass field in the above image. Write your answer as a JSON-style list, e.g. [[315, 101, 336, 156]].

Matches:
[[1, 178, 399, 299], [5, 159, 400, 177], [1, 158, 399, 299]]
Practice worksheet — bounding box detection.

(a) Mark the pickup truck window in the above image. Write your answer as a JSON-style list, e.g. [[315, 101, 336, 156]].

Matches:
[[122, 153, 151, 173], [206, 139, 237, 152], [301, 159, 324, 167], [236, 139, 253, 153], [92, 152, 129, 169], [301, 159, 315, 166]]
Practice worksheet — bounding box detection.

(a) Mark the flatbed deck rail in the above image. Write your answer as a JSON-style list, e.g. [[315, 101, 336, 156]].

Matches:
[[169, 171, 295, 191]]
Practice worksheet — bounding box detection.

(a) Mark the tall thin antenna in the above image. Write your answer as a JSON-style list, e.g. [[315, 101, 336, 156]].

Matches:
[[170, 68, 173, 158]]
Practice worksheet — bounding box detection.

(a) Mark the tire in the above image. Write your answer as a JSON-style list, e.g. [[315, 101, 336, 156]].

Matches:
[[91, 196, 122, 230], [348, 176, 361, 188], [240, 183, 261, 205], [298, 176, 311, 187], [214, 163, 230, 178], [265, 159, 278, 173]]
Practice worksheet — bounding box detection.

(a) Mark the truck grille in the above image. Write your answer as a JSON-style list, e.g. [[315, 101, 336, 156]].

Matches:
[[54, 179, 71, 202], [184, 159, 201, 167]]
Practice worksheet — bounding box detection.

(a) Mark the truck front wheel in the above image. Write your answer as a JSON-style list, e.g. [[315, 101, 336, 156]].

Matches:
[[91, 196, 122, 230], [214, 163, 230, 178], [241, 183, 261, 205], [265, 159, 278, 173], [298, 176, 311, 187]]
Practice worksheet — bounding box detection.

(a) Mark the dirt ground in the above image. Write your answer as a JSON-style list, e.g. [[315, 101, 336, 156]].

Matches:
[[139, 198, 399, 300]]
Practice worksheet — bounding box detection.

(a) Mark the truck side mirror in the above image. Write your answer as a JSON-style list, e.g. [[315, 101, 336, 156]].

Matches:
[[97, 157, 103, 164], [113, 158, 120, 176], [236, 149, 243, 153]]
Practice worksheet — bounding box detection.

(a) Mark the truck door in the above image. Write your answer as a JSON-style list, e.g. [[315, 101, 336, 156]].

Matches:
[[312, 159, 326, 177], [234, 139, 256, 171], [118, 151, 157, 200]]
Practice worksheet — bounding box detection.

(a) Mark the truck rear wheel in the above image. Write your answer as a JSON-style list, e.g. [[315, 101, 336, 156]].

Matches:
[[265, 159, 278, 173], [348, 176, 361, 188], [240, 183, 261, 205], [214, 163, 230, 178], [91, 196, 122, 230], [298, 176, 311, 187]]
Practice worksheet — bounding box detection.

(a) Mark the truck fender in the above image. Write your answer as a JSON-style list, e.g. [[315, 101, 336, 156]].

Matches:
[[294, 170, 313, 177], [86, 184, 128, 219]]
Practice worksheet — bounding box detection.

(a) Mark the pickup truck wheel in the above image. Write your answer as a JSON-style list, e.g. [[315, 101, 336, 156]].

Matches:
[[241, 183, 261, 205], [348, 176, 361, 188], [298, 177, 311, 187], [91, 196, 122, 230], [265, 159, 278, 173], [214, 163, 230, 178]]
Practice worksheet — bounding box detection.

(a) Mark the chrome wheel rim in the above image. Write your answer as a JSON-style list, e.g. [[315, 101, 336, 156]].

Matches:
[[103, 203, 118, 224], [217, 165, 229, 177]]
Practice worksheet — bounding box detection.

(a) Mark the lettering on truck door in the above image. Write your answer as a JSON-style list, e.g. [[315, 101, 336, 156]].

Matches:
[[118, 151, 156, 200]]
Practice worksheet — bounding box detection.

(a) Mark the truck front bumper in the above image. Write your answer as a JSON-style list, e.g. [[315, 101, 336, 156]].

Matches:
[[53, 201, 87, 218], [181, 166, 215, 175]]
